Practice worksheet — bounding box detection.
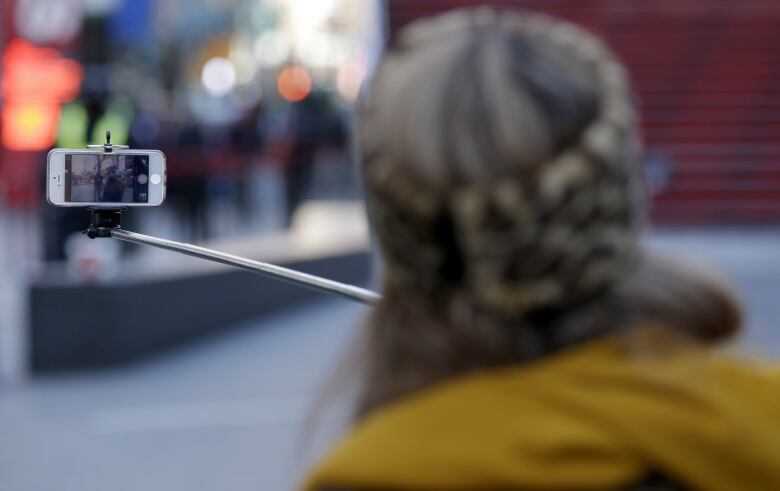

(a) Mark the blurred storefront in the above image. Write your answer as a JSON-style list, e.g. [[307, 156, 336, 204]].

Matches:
[[0, 0, 383, 265], [0, 0, 383, 381], [389, 0, 780, 224]]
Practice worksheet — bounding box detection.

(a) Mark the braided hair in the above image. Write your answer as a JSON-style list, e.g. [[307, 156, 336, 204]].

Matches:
[[349, 8, 740, 418]]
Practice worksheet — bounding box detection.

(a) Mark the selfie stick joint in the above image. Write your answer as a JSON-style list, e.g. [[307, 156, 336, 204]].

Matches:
[[85, 208, 124, 239]]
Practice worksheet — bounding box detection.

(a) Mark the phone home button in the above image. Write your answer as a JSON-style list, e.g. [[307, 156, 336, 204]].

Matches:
[[150, 174, 162, 185]]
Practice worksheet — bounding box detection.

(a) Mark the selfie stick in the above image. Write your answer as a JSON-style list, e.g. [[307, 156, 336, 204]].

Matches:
[[84, 132, 381, 306]]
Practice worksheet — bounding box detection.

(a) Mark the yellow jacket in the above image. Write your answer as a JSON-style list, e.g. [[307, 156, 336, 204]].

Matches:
[[302, 328, 780, 490]]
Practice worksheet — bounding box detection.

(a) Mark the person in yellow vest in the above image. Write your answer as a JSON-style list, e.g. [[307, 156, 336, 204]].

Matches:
[[301, 8, 780, 491]]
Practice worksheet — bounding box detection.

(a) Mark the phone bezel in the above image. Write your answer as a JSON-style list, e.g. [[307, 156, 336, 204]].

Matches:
[[47, 148, 166, 207]]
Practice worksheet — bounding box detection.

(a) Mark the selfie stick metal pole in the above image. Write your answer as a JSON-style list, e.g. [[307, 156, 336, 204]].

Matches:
[[83, 131, 381, 306], [109, 228, 381, 305]]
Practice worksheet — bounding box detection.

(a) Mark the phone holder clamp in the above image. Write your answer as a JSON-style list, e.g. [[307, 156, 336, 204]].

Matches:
[[86, 130, 129, 153], [85, 207, 125, 239]]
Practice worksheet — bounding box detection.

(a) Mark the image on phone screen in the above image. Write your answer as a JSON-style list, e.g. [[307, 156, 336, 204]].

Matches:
[[65, 153, 150, 203]]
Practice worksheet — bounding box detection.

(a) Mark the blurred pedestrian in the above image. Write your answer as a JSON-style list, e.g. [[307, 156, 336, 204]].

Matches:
[[172, 122, 210, 241], [301, 9, 780, 491], [91, 164, 103, 202], [102, 168, 123, 202], [284, 90, 346, 226], [231, 102, 265, 218]]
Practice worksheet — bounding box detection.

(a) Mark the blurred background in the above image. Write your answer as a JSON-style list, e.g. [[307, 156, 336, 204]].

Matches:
[[1, 1, 780, 490]]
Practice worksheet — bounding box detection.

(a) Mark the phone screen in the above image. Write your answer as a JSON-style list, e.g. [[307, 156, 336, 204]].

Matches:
[[65, 153, 150, 203]]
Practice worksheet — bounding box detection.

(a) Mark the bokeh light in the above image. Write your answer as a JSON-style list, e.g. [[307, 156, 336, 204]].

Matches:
[[2, 104, 61, 151], [1, 38, 82, 150], [253, 31, 292, 67], [277, 65, 312, 102], [201, 57, 237, 97], [336, 57, 366, 102]]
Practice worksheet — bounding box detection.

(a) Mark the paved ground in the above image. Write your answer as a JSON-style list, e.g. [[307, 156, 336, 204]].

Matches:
[[0, 301, 367, 491], [1, 229, 779, 491]]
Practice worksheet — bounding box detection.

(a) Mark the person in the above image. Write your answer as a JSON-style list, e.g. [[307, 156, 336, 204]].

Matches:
[[101, 168, 124, 202], [284, 90, 347, 225], [300, 8, 780, 491], [92, 164, 104, 202]]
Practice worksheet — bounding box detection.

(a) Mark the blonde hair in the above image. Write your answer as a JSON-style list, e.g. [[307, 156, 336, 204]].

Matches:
[[350, 8, 741, 418]]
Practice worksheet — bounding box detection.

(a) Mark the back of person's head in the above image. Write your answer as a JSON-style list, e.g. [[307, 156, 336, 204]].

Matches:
[[352, 8, 741, 417]]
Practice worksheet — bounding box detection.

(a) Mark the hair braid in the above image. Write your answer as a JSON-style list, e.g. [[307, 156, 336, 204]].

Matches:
[[346, 7, 741, 419], [362, 8, 644, 317]]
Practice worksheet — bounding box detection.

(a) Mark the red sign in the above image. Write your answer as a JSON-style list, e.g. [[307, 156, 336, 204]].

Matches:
[[1, 38, 83, 150]]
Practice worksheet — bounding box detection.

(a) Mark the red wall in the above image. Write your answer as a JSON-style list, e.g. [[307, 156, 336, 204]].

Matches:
[[386, 1, 780, 224]]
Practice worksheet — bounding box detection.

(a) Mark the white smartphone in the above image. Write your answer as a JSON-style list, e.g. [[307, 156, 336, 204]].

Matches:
[[47, 148, 166, 207]]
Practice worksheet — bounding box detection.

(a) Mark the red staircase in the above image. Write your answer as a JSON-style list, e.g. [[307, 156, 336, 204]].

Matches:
[[386, 0, 780, 224]]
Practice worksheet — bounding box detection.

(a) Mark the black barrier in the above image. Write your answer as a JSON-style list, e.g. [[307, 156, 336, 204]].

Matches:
[[29, 251, 371, 373]]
